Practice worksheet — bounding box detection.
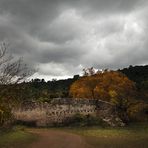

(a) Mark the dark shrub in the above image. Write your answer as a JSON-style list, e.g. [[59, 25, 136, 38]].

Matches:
[[62, 113, 106, 127], [15, 120, 37, 127]]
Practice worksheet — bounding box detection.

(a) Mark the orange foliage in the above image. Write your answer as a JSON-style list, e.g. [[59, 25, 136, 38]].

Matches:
[[70, 71, 136, 104]]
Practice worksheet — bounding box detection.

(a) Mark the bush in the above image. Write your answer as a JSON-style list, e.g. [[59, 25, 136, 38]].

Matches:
[[14, 120, 37, 127], [62, 113, 106, 127], [0, 104, 13, 129], [128, 102, 148, 122]]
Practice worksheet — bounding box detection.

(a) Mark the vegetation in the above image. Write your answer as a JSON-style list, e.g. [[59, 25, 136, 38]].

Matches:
[[0, 127, 37, 148], [0, 45, 148, 128], [0, 75, 79, 104], [60, 113, 106, 127], [2, 124, 148, 148], [70, 71, 136, 122], [1, 65, 148, 127], [70, 71, 135, 100], [62, 123, 148, 148], [1, 65, 147, 104], [0, 103, 12, 128], [119, 65, 148, 102], [0, 42, 34, 128]]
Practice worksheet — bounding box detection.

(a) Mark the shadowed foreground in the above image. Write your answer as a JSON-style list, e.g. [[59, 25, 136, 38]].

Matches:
[[2, 125, 147, 148], [27, 129, 92, 148], [26, 125, 148, 148]]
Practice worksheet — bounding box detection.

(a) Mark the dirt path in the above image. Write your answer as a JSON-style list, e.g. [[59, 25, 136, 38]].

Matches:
[[27, 129, 93, 148]]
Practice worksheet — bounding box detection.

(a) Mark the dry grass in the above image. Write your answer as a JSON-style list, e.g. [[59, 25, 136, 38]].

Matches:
[[59, 123, 148, 148], [0, 127, 37, 148]]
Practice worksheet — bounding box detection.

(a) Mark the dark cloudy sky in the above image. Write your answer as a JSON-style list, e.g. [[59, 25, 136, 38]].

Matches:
[[0, 0, 148, 80]]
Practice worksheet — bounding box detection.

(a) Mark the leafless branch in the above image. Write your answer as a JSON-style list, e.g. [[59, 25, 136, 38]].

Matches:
[[0, 41, 35, 84]]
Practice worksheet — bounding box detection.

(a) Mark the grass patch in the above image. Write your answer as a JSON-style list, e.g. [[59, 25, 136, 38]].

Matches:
[[0, 126, 37, 148], [59, 123, 148, 148]]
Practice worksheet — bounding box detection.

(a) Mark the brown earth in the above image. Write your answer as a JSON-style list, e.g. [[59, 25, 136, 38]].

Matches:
[[27, 129, 93, 148]]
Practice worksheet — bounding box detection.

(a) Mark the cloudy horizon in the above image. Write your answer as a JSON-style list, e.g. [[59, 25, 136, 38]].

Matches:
[[0, 0, 148, 80]]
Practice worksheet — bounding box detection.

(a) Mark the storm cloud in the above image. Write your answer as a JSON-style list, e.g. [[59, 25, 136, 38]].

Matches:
[[0, 0, 148, 80]]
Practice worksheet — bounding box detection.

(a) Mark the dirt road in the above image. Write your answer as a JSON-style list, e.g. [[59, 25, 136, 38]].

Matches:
[[27, 129, 93, 148]]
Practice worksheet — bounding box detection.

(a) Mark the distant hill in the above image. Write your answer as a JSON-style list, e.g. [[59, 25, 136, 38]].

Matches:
[[119, 65, 148, 101], [119, 65, 148, 82]]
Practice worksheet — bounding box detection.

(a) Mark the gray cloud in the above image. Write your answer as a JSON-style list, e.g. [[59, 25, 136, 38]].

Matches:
[[0, 0, 148, 80]]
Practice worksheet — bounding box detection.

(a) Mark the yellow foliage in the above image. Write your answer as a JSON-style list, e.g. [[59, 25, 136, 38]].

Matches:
[[70, 71, 136, 104]]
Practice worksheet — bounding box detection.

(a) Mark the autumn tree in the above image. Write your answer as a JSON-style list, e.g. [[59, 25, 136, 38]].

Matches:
[[70, 74, 99, 99], [70, 71, 136, 122]]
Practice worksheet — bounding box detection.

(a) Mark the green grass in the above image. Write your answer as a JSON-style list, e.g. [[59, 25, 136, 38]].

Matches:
[[0, 126, 37, 148], [1, 124, 148, 148], [60, 123, 148, 148]]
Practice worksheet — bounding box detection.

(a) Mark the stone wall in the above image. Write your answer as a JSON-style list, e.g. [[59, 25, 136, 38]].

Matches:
[[13, 98, 125, 126]]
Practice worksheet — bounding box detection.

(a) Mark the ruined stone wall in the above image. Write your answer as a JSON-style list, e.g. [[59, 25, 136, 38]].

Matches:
[[13, 98, 124, 126]]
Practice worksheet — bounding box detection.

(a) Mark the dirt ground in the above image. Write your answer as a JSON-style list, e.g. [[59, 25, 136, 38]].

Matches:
[[27, 129, 93, 148]]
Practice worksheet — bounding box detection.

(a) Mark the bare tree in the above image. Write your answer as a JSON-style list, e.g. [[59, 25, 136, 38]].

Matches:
[[0, 42, 34, 84], [83, 68, 89, 76], [0, 41, 36, 127], [83, 67, 95, 76]]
